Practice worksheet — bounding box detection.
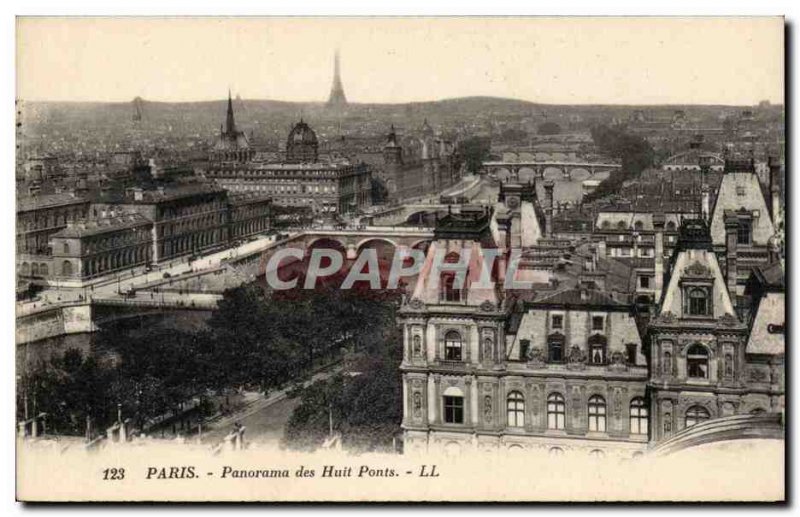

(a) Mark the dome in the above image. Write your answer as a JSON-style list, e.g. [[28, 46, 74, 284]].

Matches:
[[286, 120, 319, 163], [288, 120, 318, 146]]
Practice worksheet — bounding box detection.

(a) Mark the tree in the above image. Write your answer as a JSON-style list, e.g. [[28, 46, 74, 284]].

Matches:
[[538, 121, 562, 135], [585, 124, 654, 202], [456, 136, 492, 174]]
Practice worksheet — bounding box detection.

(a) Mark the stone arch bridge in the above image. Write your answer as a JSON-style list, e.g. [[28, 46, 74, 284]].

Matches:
[[482, 160, 621, 183]]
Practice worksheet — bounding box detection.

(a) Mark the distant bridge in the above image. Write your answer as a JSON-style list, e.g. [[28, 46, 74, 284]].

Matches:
[[482, 160, 621, 182]]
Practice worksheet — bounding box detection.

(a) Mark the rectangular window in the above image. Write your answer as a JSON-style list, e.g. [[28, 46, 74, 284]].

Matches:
[[551, 315, 563, 330], [519, 339, 530, 361], [737, 220, 752, 246], [626, 344, 637, 365], [592, 316, 604, 331], [443, 396, 464, 424], [639, 276, 651, 289]]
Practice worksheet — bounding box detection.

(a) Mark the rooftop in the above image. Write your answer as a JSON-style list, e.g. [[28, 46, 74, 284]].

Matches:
[[52, 213, 151, 238]]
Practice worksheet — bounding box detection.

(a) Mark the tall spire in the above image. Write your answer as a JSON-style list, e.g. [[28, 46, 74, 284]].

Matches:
[[327, 49, 348, 107], [225, 89, 236, 135]]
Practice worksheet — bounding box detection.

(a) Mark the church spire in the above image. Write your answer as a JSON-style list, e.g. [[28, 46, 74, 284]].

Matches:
[[225, 89, 236, 135]]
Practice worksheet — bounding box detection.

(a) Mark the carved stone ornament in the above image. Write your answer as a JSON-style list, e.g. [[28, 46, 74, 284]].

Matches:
[[480, 300, 496, 312], [483, 396, 493, 423], [718, 312, 739, 327], [658, 311, 676, 324], [683, 261, 713, 279], [413, 391, 422, 418], [408, 298, 425, 310], [749, 368, 768, 382], [568, 345, 586, 364], [527, 347, 544, 363]]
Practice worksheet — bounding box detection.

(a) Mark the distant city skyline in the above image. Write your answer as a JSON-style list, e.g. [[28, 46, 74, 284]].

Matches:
[[17, 17, 784, 105]]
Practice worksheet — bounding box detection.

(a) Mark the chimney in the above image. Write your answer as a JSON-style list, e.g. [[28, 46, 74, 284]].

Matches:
[[597, 239, 607, 259], [724, 213, 739, 301], [132, 187, 144, 201], [768, 156, 782, 225], [652, 213, 666, 304], [701, 184, 711, 222], [543, 181, 554, 238]]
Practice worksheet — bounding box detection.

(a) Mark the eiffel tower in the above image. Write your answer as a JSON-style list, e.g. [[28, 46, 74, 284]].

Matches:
[[327, 50, 348, 107]]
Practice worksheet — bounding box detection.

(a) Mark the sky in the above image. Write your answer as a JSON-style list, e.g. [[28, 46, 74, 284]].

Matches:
[[16, 17, 784, 105]]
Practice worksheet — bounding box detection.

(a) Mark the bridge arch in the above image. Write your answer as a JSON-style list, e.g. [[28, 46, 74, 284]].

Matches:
[[543, 166, 564, 181], [518, 152, 535, 161], [518, 167, 537, 183], [494, 168, 513, 183], [501, 152, 519, 163], [305, 237, 347, 255], [355, 238, 398, 262], [569, 167, 591, 181]]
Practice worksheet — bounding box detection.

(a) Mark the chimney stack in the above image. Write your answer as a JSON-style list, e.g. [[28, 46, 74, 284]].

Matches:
[[768, 156, 782, 226], [543, 181, 554, 238], [724, 213, 739, 302], [652, 213, 666, 304], [701, 184, 711, 222]]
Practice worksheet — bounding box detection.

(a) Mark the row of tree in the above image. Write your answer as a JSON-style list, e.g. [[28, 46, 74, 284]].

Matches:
[[18, 278, 404, 450]]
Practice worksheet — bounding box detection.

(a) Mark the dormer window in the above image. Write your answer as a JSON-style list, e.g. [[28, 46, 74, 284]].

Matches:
[[685, 287, 711, 317], [737, 219, 752, 246]]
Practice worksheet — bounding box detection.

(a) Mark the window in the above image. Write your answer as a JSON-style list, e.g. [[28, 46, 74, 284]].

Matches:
[[685, 405, 710, 428], [443, 396, 464, 424], [519, 339, 530, 361], [547, 393, 566, 430], [62, 242, 70, 254], [617, 221, 626, 229], [589, 449, 605, 458], [548, 335, 565, 363], [506, 391, 525, 427], [634, 220, 644, 231], [551, 314, 563, 330], [588, 334, 607, 365], [440, 273, 461, 302], [687, 344, 709, 379], [625, 344, 637, 365], [549, 447, 564, 457], [687, 288, 710, 316], [737, 220, 752, 246], [667, 221, 677, 231], [592, 316, 604, 331], [444, 331, 463, 361], [629, 398, 648, 435], [61, 260, 73, 277], [736, 186, 746, 196], [588, 395, 607, 432], [639, 276, 651, 289]]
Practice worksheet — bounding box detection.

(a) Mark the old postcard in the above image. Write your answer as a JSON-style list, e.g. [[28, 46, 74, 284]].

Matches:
[[14, 16, 785, 502]]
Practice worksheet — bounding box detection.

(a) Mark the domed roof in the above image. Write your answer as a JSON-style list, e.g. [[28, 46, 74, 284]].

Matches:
[[288, 120, 318, 145]]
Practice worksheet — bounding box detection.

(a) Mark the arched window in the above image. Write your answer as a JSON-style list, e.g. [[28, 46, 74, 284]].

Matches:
[[617, 220, 627, 229], [629, 398, 648, 435], [548, 334, 565, 363], [62, 260, 73, 277], [62, 242, 70, 254], [687, 288, 710, 316], [506, 391, 525, 427], [685, 405, 710, 428], [547, 393, 565, 430], [21, 262, 30, 277], [634, 220, 644, 231], [601, 220, 610, 229], [39, 263, 48, 276], [31, 263, 39, 276], [444, 331, 463, 361], [549, 446, 564, 457], [589, 449, 605, 458], [687, 344, 709, 379], [588, 395, 607, 432], [666, 221, 677, 231]]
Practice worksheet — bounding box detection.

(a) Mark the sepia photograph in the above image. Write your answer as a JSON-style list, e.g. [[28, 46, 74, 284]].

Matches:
[[12, 14, 786, 503]]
